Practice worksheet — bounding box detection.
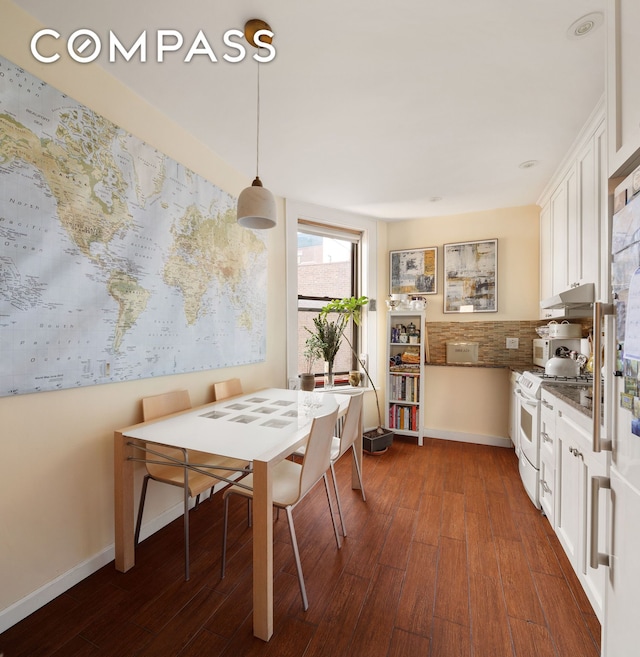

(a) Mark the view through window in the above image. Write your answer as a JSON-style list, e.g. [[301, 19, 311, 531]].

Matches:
[[297, 224, 361, 386]]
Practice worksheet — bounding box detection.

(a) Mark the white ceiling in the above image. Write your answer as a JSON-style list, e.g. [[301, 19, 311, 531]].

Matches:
[[12, 0, 605, 221]]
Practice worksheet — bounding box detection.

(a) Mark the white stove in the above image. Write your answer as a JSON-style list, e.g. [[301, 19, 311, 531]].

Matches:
[[514, 369, 594, 511], [518, 370, 593, 400]]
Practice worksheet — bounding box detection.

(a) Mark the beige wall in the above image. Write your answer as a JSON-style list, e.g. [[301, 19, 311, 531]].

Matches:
[[0, 0, 287, 625], [386, 205, 541, 321], [386, 206, 540, 442]]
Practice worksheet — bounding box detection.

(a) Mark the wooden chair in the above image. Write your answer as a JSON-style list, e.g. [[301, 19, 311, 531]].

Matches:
[[220, 407, 342, 610], [293, 391, 365, 537], [135, 389, 248, 580], [212, 377, 243, 401]]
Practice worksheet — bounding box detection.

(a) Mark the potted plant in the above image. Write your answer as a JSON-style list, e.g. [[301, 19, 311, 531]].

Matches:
[[300, 332, 324, 391], [308, 314, 343, 389], [319, 296, 394, 453]]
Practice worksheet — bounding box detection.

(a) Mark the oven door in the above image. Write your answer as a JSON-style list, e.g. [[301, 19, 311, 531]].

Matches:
[[515, 389, 540, 468]]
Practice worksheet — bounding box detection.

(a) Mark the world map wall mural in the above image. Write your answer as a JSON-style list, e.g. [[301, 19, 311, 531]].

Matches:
[[0, 55, 267, 396]]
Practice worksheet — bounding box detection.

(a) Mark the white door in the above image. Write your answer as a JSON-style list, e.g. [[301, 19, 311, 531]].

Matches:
[[603, 370, 640, 656], [602, 467, 640, 656]]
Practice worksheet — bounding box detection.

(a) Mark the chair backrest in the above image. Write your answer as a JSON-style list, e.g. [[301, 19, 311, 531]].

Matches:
[[141, 390, 192, 476], [142, 389, 191, 421], [298, 407, 340, 501], [336, 391, 364, 458], [212, 378, 243, 401]]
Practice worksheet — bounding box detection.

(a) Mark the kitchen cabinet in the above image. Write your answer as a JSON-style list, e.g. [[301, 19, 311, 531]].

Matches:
[[539, 202, 552, 304], [555, 396, 610, 622], [606, 0, 640, 177], [550, 165, 576, 295], [385, 310, 425, 446], [538, 107, 606, 317], [509, 371, 520, 455], [539, 391, 557, 526], [576, 121, 606, 296]]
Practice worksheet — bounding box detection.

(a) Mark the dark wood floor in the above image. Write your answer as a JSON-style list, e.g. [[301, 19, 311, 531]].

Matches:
[[1, 437, 601, 657]]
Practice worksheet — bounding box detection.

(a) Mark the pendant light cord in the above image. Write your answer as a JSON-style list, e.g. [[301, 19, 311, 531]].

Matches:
[[255, 62, 261, 179]]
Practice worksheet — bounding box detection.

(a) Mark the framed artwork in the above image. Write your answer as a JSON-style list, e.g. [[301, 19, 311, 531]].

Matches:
[[443, 239, 498, 313], [389, 247, 438, 295]]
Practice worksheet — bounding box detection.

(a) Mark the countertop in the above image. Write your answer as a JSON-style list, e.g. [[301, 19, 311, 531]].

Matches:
[[542, 382, 597, 419]]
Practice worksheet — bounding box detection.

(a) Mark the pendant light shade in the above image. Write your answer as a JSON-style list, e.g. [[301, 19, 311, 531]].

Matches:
[[237, 176, 277, 229], [237, 19, 276, 230]]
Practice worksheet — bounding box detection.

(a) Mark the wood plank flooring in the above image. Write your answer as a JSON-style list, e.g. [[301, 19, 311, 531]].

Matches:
[[0, 437, 601, 657]]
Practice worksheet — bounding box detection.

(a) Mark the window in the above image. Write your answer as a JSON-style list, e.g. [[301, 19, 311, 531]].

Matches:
[[285, 201, 378, 392], [297, 223, 361, 386]]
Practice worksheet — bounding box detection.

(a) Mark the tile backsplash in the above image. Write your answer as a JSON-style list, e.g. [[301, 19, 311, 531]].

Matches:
[[425, 319, 593, 368]]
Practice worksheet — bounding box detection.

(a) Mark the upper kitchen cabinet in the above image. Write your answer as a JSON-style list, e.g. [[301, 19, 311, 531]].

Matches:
[[606, 0, 640, 177], [538, 105, 606, 318]]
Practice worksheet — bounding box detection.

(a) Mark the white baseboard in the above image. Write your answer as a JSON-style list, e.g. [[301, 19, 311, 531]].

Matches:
[[0, 485, 226, 634], [422, 427, 513, 449], [0, 543, 116, 635]]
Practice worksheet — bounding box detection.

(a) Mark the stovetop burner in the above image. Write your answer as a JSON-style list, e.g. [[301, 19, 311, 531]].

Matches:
[[536, 373, 594, 384]]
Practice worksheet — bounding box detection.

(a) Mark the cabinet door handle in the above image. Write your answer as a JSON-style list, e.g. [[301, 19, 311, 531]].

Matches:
[[541, 480, 551, 494], [541, 400, 554, 410], [590, 476, 611, 569], [541, 432, 552, 443]]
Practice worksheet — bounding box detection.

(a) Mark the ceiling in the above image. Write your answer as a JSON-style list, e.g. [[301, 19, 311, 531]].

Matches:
[[12, 0, 606, 221]]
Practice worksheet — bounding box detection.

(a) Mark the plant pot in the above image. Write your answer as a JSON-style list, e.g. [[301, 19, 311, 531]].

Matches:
[[363, 428, 394, 454], [299, 373, 316, 392], [324, 361, 334, 389], [349, 370, 363, 387]]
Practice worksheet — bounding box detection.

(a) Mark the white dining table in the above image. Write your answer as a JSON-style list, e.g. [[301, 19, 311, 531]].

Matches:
[[113, 388, 358, 641]]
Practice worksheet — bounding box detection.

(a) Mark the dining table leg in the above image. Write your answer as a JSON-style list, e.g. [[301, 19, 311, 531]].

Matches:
[[114, 431, 136, 572], [251, 458, 274, 641]]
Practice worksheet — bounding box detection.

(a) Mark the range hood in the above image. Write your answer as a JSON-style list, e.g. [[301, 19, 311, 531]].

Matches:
[[540, 283, 595, 317]]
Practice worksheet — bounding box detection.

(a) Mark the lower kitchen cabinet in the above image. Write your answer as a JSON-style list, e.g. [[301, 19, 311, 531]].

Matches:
[[539, 392, 557, 525], [509, 371, 520, 454], [554, 394, 610, 622]]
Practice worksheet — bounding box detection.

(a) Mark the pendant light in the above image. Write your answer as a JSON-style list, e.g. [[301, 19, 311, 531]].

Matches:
[[237, 19, 277, 230]]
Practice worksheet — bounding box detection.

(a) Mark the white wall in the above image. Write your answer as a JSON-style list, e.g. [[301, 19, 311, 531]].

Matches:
[[0, 0, 287, 630]]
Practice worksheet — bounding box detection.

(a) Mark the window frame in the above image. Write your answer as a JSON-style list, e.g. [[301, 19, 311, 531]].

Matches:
[[285, 200, 379, 390], [297, 231, 359, 384]]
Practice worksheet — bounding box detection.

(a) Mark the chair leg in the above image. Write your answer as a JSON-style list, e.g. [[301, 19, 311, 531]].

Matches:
[[220, 493, 231, 579], [323, 472, 342, 549], [183, 476, 190, 581], [134, 475, 151, 546], [285, 506, 309, 611], [329, 462, 347, 537], [194, 493, 201, 509], [352, 448, 366, 502]]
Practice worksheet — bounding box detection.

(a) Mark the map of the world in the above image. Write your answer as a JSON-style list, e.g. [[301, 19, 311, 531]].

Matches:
[[0, 55, 267, 396]]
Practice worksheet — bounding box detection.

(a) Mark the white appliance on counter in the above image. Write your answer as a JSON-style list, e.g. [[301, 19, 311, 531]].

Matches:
[[515, 370, 593, 509], [532, 338, 582, 367], [595, 172, 640, 657]]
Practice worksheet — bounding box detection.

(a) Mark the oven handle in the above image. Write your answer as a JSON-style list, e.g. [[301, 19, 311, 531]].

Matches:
[[515, 389, 538, 407]]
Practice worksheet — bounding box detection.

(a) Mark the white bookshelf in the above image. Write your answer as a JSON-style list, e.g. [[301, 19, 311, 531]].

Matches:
[[385, 310, 426, 446]]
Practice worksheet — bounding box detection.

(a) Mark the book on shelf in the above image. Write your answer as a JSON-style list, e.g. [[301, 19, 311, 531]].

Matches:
[[388, 403, 419, 431], [389, 373, 420, 402]]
